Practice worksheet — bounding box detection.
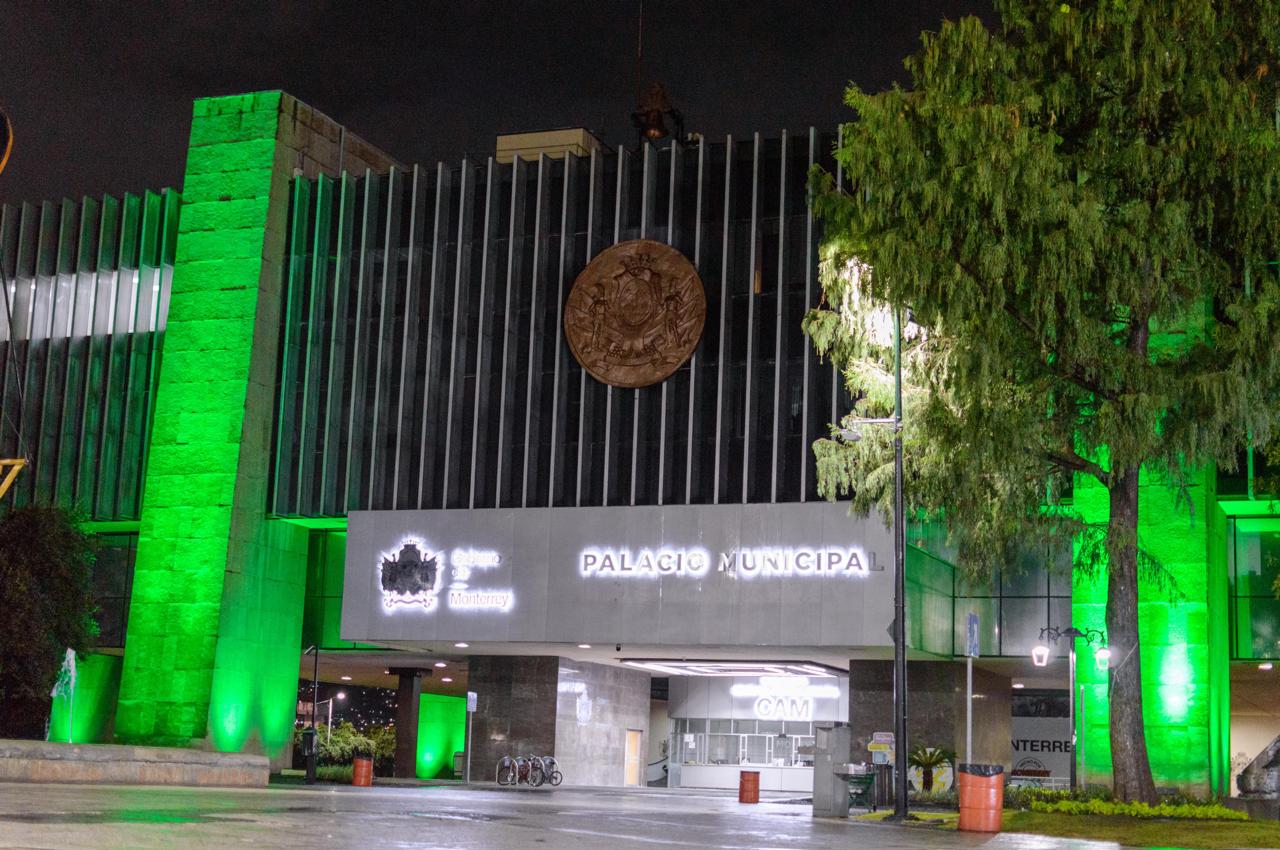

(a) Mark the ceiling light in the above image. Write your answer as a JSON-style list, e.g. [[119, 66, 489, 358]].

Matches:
[[619, 660, 841, 677], [1012, 683, 1025, 689], [454, 642, 469, 648], [434, 662, 447, 668], [336, 692, 346, 700], [340, 675, 352, 681], [441, 677, 453, 683], [577, 644, 592, 649], [1261, 662, 1274, 671]]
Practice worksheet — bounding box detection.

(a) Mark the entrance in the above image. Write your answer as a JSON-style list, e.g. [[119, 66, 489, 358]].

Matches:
[[625, 730, 643, 786]]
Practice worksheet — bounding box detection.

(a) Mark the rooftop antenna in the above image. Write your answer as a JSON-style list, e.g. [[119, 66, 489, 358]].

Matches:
[[630, 1, 684, 145], [635, 0, 644, 105]]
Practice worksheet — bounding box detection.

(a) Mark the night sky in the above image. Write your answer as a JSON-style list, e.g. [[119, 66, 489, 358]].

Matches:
[[0, 1, 991, 204]]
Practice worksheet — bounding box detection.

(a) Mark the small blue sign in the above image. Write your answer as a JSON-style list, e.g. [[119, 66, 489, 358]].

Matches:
[[966, 613, 980, 658]]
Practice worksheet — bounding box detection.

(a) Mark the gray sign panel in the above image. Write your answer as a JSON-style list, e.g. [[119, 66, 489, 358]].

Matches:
[[341, 502, 895, 650]]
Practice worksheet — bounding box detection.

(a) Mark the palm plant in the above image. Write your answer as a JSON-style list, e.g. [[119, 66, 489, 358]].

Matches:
[[908, 745, 956, 793]]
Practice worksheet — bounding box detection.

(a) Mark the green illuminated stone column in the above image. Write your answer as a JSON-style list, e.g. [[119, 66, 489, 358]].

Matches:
[[115, 92, 397, 763], [1072, 465, 1227, 794]]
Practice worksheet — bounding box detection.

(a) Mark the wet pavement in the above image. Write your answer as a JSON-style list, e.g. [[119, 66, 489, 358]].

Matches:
[[0, 781, 1126, 850]]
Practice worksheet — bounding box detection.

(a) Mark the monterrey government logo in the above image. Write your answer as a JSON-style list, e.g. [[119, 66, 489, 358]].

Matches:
[[379, 539, 442, 610], [378, 538, 515, 614]]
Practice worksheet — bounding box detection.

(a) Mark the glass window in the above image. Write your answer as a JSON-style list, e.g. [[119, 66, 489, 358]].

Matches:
[[707, 734, 740, 765], [732, 719, 757, 734], [793, 736, 816, 767], [784, 721, 811, 736], [1001, 596, 1051, 658], [743, 735, 768, 764], [687, 718, 706, 733], [757, 720, 784, 735], [709, 719, 732, 733]]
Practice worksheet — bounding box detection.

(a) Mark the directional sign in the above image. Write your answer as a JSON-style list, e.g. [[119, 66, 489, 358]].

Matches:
[[466, 691, 478, 713], [872, 731, 895, 745], [966, 612, 981, 658]]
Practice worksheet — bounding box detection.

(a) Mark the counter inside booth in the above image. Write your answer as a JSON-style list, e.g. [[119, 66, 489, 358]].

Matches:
[[666, 675, 849, 792]]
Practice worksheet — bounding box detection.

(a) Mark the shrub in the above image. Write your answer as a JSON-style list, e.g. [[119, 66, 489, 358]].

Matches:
[[316, 765, 353, 784], [1029, 799, 1248, 821]]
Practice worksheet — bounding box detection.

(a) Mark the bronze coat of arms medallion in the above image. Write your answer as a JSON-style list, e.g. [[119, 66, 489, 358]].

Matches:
[[564, 239, 706, 388]]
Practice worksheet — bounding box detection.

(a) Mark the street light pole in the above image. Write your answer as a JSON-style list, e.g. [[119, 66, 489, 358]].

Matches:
[[891, 308, 909, 820], [1068, 640, 1077, 792], [304, 645, 319, 785]]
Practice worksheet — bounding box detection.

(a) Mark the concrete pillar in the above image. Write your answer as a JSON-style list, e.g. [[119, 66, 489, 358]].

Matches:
[[393, 669, 424, 778], [849, 660, 1011, 770], [115, 91, 400, 761]]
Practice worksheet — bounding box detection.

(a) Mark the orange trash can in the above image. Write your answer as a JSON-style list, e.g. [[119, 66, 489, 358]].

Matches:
[[738, 770, 760, 803], [352, 756, 374, 787], [957, 763, 1004, 832]]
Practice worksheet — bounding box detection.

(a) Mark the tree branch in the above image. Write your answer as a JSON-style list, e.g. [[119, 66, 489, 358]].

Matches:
[[948, 254, 1121, 402], [1046, 448, 1111, 486]]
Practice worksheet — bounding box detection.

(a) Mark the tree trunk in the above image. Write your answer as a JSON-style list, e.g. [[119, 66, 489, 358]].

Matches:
[[1104, 465, 1158, 804]]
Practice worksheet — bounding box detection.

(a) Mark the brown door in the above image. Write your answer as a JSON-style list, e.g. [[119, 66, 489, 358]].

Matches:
[[625, 729, 643, 786]]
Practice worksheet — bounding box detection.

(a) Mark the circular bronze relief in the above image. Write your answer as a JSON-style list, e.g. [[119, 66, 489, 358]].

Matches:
[[564, 240, 706, 388]]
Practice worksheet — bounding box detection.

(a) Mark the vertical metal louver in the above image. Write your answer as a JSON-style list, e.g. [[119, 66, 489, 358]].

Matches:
[[0, 190, 179, 520], [271, 131, 852, 516]]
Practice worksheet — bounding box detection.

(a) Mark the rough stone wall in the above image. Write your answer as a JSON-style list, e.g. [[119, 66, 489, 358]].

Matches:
[[116, 91, 398, 761], [467, 656, 560, 781], [1072, 465, 1220, 793], [848, 660, 1011, 770], [554, 659, 651, 787]]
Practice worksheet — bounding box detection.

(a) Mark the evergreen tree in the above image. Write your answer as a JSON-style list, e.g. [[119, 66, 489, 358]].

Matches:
[[807, 1, 1280, 802], [0, 506, 98, 739]]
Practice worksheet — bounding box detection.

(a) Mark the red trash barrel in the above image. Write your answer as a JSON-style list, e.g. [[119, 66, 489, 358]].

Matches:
[[738, 770, 760, 804], [352, 755, 374, 787], [957, 763, 1004, 832]]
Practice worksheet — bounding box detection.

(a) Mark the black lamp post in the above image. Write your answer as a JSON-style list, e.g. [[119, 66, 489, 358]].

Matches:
[[840, 308, 908, 819], [303, 645, 319, 784], [1033, 625, 1106, 791]]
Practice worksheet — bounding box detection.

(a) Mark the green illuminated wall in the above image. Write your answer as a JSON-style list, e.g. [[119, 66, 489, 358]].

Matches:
[[47, 654, 123, 744], [417, 693, 467, 779], [114, 92, 395, 763], [1072, 464, 1228, 794], [116, 92, 291, 749]]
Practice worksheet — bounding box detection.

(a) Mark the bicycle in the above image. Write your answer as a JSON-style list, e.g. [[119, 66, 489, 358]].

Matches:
[[539, 755, 563, 786], [496, 755, 517, 785]]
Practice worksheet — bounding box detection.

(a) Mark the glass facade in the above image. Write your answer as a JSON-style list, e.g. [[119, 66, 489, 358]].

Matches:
[[1226, 516, 1280, 660], [92, 533, 137, 648], [672, 717, 816, 768], [951, 543, 1073, 659]]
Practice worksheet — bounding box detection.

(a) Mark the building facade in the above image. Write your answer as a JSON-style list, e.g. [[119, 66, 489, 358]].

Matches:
[[3, 90, 1276, 794]]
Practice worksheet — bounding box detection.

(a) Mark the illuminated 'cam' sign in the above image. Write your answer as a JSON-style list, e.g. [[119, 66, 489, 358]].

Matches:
[[730, 676, 840, 722]]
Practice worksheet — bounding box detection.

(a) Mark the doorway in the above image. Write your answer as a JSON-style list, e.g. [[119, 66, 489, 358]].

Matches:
[[625, 729, 643, 786]]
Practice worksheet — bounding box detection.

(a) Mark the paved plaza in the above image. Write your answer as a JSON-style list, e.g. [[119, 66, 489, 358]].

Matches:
[[0, 781, 1147, 850]]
